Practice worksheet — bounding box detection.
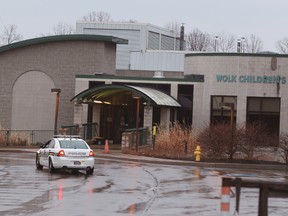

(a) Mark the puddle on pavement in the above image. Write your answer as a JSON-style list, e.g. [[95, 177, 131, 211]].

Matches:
[[118, 202, 147, 214], [92, 180, 114, 193]]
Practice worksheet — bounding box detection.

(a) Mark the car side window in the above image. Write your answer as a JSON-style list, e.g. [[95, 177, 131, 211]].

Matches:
[[48, 140, 55, 148], [46, 140, 55, 148]]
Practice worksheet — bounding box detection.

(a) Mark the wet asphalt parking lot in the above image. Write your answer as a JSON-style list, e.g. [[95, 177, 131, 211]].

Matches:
[[0, 151, 288, 216]]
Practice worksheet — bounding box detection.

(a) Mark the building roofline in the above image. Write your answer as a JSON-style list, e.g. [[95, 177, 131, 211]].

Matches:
[[75, 74, 204, 83], [76, 21, 181, 37], [0, 34, 128, 53], [185, 52, 288, 58]]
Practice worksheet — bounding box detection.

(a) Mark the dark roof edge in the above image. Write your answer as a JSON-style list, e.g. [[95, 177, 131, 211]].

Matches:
[[185, 52, 288, 58], [0, 34, 128, 53], [75, 74, 204, 83]]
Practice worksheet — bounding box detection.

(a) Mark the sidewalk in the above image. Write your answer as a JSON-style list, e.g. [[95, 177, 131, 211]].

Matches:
[[0, 146, 287, 171]]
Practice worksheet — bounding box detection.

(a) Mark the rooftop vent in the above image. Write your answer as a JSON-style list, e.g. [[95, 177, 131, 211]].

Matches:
[[153, 71, 165, 78]]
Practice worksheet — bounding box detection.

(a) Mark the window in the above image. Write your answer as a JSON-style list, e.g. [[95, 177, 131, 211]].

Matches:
[[45, 140, 55, 148], [177, 84, 193, 125], [247, 97, 280, 135], [59, 140, 88, 149], [211, 96, 237, 125]]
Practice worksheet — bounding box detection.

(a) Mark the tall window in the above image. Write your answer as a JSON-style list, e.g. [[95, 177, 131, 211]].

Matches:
[[211, 96, 237, 125], [177, 84, 193, 125], [247, 97, 280, 135]]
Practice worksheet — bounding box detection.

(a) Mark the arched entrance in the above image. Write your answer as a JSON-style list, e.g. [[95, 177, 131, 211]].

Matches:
[[71, 84, 181, 144]]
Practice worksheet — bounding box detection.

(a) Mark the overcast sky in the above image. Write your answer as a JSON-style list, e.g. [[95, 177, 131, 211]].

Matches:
[[0, 0, 287, 52]]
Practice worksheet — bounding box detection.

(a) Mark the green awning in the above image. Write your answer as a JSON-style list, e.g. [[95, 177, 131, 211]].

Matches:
[[71, 84, 181, 107]]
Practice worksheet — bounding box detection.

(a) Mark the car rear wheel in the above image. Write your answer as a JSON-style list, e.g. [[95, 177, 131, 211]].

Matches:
[[35, 154, 43, 170], [49, 159, 55, 173], [86, 167, 94, 175]]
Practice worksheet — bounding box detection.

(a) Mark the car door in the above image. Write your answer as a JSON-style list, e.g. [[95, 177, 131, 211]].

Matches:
[[39, 139, 55, 167]]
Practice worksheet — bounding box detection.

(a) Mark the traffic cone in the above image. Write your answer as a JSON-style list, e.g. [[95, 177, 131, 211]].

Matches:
[[104, 139, 109, 154]]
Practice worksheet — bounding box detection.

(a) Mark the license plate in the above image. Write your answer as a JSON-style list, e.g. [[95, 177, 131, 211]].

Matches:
[[74, 161, 81, 165]]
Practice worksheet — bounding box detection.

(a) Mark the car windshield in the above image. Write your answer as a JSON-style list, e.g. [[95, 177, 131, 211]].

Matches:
[[59, 140, 88, 149]]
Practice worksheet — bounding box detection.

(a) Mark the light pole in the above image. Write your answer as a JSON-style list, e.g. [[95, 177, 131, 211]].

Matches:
[[219, 102, 235, 159], [51, 88, 61, 135]]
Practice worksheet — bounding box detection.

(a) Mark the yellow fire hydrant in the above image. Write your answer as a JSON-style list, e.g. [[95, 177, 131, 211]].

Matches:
[[194, 145, 201, 162]]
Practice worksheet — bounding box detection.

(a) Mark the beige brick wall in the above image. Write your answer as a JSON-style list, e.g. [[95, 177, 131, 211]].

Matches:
[[0, 40, 117, 130], [185, 54, 288, 134]]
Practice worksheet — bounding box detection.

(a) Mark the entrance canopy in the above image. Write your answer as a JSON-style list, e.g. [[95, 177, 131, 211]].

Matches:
[[71, 84, 181, 107]]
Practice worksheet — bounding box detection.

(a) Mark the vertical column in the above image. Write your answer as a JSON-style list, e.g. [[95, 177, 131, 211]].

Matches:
[[192, 84, 205, 131], [160, 107, 170, 131], [73, 103, 83, 136], [92, 105, 101, 137], [170, 83, 178, 99], [237, 95, 246, 127], [143, 105, 153, 145], [74, 104, 83, 125]]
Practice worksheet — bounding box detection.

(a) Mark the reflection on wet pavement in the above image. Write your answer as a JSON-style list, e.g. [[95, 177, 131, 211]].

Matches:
[[0, 152, 288, 216], [92, 180, 114, 193]]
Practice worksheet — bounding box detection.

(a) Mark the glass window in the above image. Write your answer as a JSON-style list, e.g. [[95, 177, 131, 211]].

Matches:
[[247, 98, 261, 111], [59, 140, 88, 149], [211, 96, 237, 125], [247, 97, 280, 135], [262, 98, 280, 112], [45, 140, 55, 148]]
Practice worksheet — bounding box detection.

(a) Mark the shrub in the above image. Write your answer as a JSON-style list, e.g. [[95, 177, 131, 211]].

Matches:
[[197, 123, 236, 160], [197, 122, 279, 161], [236, 122, 268, 160], [9, 133, 29, 146], [137, 122, 197, 160], [278, 133, 288, 164], [0, 132, 5, 145]]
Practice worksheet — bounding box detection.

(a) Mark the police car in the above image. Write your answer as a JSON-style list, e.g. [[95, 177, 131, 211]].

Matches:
[[36, 135, 95, 175]]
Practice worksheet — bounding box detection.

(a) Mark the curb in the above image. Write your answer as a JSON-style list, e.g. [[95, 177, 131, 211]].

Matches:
[[1, 147, 287, 171], [94, 151, 288, 171]]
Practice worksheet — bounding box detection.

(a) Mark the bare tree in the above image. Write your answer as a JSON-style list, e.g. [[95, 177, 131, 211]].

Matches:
[[118, 19, 138, 23], [237, 122, 268, 160], [40, 22, 74, 36], [52, 22, 75, 35], [278, 133, 288, 164], [244, 34, 263, 53], [276, 37, 288, 54], [164, 21, 181, 33], [82, 11, 112, 22], [216, 32, 237, 52], [0, 24, 22, 45], [197, 123, 237, 159], [187, 28, 211, 51]]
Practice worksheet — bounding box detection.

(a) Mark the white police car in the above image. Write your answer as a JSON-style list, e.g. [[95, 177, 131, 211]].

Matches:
[[36, 136, 95, 175]]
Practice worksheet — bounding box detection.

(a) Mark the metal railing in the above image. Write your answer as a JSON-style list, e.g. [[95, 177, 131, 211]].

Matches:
[[0, 130, 54, 146], [121, 127, 149, 148]]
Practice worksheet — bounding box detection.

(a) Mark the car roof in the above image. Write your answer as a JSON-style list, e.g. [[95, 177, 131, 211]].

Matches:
[[53, 135, 82, 139]]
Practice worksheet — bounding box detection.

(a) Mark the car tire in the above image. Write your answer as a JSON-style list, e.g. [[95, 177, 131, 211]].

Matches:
[[86, 167, 94, 175], [49, 159, 55, 173], [36, 154, 43, 170]]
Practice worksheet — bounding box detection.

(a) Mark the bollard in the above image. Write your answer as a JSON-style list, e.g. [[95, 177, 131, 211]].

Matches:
[[152, 125, 157, 150], [220, 178, 231, 216]]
